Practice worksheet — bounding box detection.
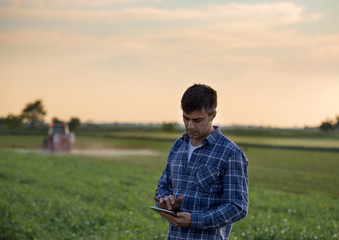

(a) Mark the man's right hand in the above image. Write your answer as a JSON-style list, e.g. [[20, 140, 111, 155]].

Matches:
[[154, 195, 185, 210]]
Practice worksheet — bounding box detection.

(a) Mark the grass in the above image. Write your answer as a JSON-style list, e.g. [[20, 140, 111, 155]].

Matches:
[[1, 149, 338, 240], [245, 147, 339, 198], [0, 150, 165, 240], [1, 127, 339, 151], [0, 129, 339, 239], [73, 135, 173, 152], [0, 135, 43, 149], [232, 187, 338, 240], [229, 135, 339, 149]]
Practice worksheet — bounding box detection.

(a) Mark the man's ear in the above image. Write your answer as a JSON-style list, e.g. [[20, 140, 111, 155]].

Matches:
[[210, 111, 217, 121]]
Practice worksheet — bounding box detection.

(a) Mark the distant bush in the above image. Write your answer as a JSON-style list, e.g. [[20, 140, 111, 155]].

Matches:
[[5, 114, 24, 132], [161, 122, 179, 132], [69, 117, 81, 132], [320, 121, 334, 132], [319, 115, 339, 132]]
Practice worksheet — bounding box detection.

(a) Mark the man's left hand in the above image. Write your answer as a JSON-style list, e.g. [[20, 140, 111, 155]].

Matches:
[[159, 212, 191, 228]]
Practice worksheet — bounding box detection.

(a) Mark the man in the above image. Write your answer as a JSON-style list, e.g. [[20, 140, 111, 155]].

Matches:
[[154, 84, 248, 239]]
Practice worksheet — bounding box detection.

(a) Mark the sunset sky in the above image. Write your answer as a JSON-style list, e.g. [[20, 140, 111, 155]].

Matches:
[[1, 0, 338, 127]]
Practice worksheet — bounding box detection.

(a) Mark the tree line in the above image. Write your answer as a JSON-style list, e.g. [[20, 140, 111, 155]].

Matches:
[[1, 100, 81, 132], [319, 115, 339, 132], [1, 99, 338, 133]]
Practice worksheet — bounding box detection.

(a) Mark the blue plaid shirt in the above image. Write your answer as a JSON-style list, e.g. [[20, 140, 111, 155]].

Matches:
[[155, 126, 248, 240]]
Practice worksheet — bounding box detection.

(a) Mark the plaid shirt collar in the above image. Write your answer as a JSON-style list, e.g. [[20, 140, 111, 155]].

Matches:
[[182, 125, 221, 146]]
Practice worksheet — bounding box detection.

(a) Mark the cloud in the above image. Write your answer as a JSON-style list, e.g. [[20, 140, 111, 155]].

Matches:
[[1, 2, 322, 25], [311, 34, 339, 57], [0, 2, 337, 81], [8, 0, 147, 8], [1, 2, 338, 126], [0, 2, 327, 53]]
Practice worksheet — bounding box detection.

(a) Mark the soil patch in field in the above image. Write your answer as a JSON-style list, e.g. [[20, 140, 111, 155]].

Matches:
[[71, 149, 159, 157], [13, 148, 159, 157]]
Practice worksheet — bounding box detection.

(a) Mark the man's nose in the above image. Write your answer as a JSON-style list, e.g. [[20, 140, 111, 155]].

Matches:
[[188, 121, 195, 129]]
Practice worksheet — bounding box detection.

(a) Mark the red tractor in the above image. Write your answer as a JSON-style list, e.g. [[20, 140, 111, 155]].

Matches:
[[42, 123, 75, 152]]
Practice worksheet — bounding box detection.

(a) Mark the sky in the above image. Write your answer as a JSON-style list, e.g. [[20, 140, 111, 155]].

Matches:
[[1, 0, 339, 127]]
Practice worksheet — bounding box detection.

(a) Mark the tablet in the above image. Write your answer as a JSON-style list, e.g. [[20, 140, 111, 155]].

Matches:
[[150, 206, 176, 216]]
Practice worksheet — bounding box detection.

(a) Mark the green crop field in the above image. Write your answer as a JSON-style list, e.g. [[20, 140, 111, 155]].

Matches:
[[0, 130, 338, 239]]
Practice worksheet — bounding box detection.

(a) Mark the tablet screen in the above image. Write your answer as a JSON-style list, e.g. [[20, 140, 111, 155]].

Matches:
[[150, 206, 176, 216]]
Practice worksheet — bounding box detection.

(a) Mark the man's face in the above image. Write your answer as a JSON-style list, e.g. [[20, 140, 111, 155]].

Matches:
[[183, 108, 216, 145]]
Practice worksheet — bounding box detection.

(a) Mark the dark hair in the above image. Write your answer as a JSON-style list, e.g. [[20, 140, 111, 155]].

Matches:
[[181, 84, 217, 115]]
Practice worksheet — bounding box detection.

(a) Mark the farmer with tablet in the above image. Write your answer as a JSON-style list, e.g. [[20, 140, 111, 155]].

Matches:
[[153, 84, 248, 240]]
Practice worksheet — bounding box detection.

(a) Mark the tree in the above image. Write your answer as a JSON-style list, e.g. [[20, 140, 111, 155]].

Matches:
[[69, 117, 81, 132], [52, 117, 64, 124], [5, 114, 24, 132], [0, 117, 6, 124], [161, 122, 178, 132], [22, 100, 47, 128], [334, 115, 339, 129], [319, 121, 333, 132]]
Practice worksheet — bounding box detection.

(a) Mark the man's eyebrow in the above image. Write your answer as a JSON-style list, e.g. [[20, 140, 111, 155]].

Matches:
[[183, 115, 203, 121]]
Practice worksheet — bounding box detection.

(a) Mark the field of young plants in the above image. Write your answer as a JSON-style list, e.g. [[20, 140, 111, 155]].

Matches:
[[0, 129, 338, 239]]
